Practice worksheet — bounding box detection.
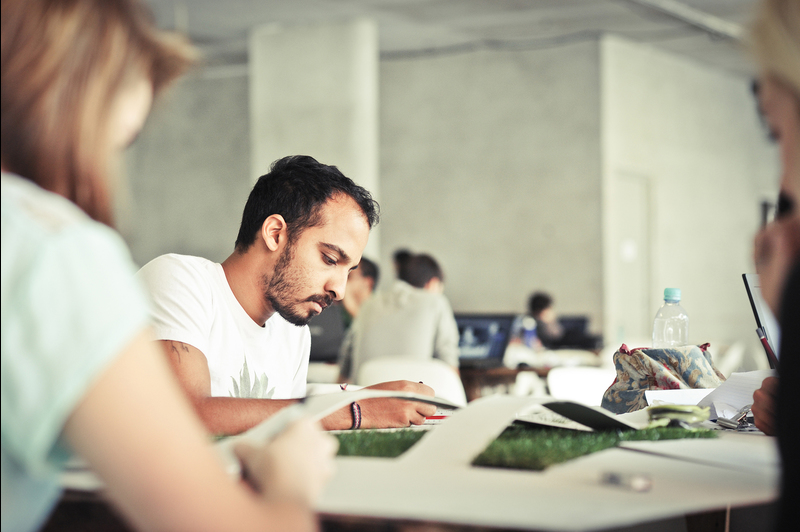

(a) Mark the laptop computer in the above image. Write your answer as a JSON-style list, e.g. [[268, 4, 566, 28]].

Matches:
[[308, 304, 347, 363], [455, 313, 516, 369], [555, 315, 602, 349], [742, 273, 780, 368]]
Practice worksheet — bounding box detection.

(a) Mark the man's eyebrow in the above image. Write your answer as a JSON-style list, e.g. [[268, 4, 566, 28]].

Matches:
[[321, 242, 352, 264]]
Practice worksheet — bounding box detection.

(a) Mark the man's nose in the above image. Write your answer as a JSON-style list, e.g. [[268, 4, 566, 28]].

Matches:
[[326, 270, 349, 301]]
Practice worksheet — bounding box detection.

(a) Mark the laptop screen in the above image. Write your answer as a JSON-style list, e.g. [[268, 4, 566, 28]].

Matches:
[[455, 314, 516, 368], [308, 305, 347, 363]]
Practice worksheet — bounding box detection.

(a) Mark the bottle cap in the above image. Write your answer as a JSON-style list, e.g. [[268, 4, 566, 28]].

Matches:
[[664, 288, 681, 302]]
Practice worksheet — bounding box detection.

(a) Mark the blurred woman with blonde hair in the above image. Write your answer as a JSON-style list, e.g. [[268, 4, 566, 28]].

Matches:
[[748, 0, 800, 529], [1, 1, 336, 531]]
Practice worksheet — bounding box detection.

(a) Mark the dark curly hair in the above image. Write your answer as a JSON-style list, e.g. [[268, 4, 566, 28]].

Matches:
[[234, 155, 380, 251]]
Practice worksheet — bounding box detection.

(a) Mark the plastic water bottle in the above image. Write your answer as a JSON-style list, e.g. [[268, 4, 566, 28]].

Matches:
[[652, 288, 689, 348]]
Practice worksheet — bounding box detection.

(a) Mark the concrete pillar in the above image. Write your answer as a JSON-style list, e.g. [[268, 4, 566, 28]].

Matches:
[[249, 18, 380, 257]]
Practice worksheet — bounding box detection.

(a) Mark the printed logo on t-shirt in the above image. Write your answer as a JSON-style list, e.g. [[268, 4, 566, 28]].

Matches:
[[229, 356, 276, 399]]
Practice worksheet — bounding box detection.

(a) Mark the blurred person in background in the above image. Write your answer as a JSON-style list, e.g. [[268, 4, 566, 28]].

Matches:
[[1, 1, 337, 531], [746, 0, 800, 529], [392, 248, 413, 278], [307, 257, 380, 364], [527, 292, 564, 349], [341, 257, 380, 327], [339, 253, 459, 382]]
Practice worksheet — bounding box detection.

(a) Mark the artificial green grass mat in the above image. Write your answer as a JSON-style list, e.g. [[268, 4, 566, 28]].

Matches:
[[472, 424, 717, 471], [335, 429, 427, 458], [333, 424, 717, 471]]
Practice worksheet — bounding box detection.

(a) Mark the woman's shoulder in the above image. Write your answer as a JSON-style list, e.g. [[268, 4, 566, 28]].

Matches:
[[2, 172, 131, 276], [1, 172, 92, 234]]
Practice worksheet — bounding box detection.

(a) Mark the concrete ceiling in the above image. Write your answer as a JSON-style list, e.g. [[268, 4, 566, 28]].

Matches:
[[145, 0, 761, 77]]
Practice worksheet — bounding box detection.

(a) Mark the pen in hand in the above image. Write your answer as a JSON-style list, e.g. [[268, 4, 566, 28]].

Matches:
[[756, 327, 779, 370]]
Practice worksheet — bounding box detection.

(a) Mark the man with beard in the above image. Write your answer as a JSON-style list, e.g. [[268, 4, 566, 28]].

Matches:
[[137, 155, 435, 435]]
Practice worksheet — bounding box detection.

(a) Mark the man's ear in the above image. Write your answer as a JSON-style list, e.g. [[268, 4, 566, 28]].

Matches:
[[260, 214, 288, 252]]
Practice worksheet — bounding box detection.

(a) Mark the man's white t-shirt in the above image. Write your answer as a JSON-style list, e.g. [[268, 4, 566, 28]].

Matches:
[[136, 254, 309, 399]]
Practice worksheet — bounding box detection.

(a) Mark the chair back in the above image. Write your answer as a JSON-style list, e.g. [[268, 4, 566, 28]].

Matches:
[[546, 366, 618, 406], [712, 341, 746, 378], [355, 357, 467, 406]]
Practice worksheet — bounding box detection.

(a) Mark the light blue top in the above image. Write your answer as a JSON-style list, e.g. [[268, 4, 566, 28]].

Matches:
[[1, 172, 150, 532]]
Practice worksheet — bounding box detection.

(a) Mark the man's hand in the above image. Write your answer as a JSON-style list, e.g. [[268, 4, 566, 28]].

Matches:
[[359, 380, 437, 429], [752, 376, 779, 436], [234, 418, 338, 507], [754, 216, 800, 316]]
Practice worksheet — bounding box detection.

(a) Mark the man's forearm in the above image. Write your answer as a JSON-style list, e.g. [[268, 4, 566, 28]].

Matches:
[[194, 395, 364, 434], [193, 391, 430, 435], [193, 396, 299, 436], [320, 405, 355, 431]]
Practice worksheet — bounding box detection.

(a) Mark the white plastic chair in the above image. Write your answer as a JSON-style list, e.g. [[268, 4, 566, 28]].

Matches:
[[546, 349, 602, 367], [598, 345, 621, 369], [546, 366, 618, 406], [512, 371, 548, 397], [711, 341, 746, 378], [355, 357, 467, 406], [306, 361, 341, 384]]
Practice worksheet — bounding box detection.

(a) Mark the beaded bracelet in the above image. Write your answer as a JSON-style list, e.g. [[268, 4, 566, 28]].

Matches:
[[350, 402, 362, 430]]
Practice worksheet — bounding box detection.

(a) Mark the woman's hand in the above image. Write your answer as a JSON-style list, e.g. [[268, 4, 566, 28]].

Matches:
[[235, 418, 338, 507], [752, 376, 779, 436]]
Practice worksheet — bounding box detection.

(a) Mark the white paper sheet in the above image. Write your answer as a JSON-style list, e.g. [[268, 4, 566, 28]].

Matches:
[[618, 431, 779, 472], [645, 388, 713, 406], [60, 389, 460, 491], [697, 370, 775, 420], [516, 404, 594, 431], [216, 389, 461, 473]]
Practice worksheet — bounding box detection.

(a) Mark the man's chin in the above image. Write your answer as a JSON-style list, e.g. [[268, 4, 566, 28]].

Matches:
[[278, 309, 315, 327], [269, 297, 314, 327]]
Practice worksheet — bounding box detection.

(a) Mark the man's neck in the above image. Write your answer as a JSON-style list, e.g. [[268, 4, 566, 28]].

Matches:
[[221, 250, 275, 326]]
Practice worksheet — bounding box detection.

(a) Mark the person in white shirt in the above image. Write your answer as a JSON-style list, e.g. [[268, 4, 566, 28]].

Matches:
[[338, 253, 460, 382], [138, 156, 435, 435]]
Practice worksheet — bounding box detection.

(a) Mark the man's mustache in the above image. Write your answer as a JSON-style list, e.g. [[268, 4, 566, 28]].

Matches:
[[305, 294, 333, 309]]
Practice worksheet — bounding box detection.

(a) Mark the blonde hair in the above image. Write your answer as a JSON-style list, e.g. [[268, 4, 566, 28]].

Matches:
[[751, 0, 800, 96], [1, 0, 196, 225]]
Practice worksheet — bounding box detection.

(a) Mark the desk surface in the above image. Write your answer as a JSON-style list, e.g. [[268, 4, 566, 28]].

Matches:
[[315, 395, 778, 532], [56, 394, 778, 532]]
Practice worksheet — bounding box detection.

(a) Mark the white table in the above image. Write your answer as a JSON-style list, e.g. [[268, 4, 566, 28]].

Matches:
[[316, 395, 778, 531]]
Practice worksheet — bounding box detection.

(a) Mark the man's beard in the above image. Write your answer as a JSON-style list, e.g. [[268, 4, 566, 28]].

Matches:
[[265, 243, 332, 326]]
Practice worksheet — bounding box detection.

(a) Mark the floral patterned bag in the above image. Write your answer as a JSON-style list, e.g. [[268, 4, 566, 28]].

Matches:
[[601, 343, 725, 414]]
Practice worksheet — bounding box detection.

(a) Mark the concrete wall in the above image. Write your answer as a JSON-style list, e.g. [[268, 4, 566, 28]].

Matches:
[[249, 19, 381, 257], [379, 42, 604, 328], [601, 36, 778, 358], [119, 73, 252, 266], [119, 32, 779, 358]]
